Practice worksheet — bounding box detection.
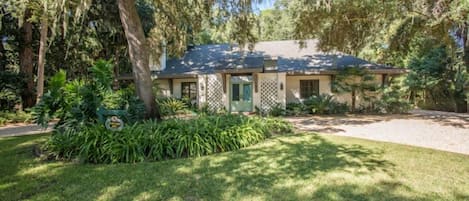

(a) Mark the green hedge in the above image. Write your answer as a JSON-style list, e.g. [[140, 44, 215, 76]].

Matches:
[[45, 114, 293, 164]]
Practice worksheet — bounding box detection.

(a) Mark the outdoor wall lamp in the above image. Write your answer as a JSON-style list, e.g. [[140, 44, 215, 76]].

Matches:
[[200, 84, 204, 91], [280, 82, 284, 90]]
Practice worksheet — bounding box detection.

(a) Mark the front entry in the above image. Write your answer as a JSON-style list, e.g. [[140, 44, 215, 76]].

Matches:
[[230, 76, 253, 112]]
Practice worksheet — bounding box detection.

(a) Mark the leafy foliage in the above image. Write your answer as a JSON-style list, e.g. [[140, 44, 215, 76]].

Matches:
[[32, 60, 145, 130], [303, 94, 349, 115], [376, 84, 412, 114], [285, 102, 307, 116], [0, 111, 32, 126], [284, 94, 348, 116], [334, 67, 379, 112], [286, 0, 469, 112], [0, 71, 25, 111], [45, 114, 293, 164], [404, 39, 467, 112], [268, 104, 287, 117], [156, 97, 189, 117], [257, 2, 294, 41]]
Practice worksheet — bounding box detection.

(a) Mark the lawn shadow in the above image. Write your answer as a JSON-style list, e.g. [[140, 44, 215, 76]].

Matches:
[[179, 134, 395, 200], [307, 181, 469, 201], [0, 135, 48, 177], [1, 133, 466, 201]]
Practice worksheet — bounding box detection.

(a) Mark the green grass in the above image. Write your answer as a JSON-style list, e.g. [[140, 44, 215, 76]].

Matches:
[[0, 133, 468, 201]]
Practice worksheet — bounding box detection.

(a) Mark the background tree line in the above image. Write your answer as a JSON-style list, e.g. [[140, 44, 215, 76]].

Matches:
[[0, 0, 467, 116]]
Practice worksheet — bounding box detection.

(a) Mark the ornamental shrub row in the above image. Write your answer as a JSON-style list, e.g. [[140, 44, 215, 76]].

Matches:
[[45, 114, 293, 164]]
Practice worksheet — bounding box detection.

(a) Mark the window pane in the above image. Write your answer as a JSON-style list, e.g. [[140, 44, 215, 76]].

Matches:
[[243, 84, 252, 101], [189, 82, 197, 100], [300, 80, 320, 98], [313, 80, 319, 96], [182, 82, 197, 100], [232, 84, 240, 101]]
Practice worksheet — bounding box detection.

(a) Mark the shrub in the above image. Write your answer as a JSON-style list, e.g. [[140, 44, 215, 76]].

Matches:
[[285, 102, 307, 116], [44, 114, 293, 164], [268, 104, 286, 117], [0, 71, 24, 111], [303, 94, 348, 115], [355, 85, 412, 114], [157, 97, 188, 117], [356, 102, 383, 114], [377, 85, 412, 114], [33, 60, 145, 130]]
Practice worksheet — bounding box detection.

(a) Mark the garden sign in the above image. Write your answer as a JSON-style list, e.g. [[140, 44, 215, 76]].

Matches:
[[97, 107, 127, 131]]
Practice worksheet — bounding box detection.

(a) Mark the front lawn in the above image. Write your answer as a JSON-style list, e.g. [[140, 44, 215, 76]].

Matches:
[[0, 133, 468, 201]]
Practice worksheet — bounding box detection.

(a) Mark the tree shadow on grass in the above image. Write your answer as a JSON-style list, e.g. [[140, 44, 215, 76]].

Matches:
[[307, 181, 469, 201], [1, 133, 467, 201], [176, 134, 395, 200]]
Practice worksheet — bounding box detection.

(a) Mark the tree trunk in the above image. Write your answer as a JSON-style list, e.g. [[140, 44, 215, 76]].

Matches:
[[351, 90, 356, 113], [36, 15, 48, 103], [117, 0, 160, 119], [19, 9, 35, 108], [456, 22, 468, 113], [0, 36, 5, 72]]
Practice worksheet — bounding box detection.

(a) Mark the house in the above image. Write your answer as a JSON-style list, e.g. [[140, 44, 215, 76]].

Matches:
[[150, 40, 405, 112]]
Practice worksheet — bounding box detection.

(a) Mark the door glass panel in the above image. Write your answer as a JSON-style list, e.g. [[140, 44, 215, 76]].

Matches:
[[243, 84, 252, 101], [232, 84, 240, 101]]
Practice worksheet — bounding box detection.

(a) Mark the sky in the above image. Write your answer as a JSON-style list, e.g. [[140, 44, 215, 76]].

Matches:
[[253, 0, 276, 11]]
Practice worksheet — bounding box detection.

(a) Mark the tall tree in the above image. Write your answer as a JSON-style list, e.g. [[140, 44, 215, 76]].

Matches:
[[19, 8, 35, 107], [288, 0, 469, 112], [2, 0, 92, 103], [257, 1, 294, 41], [117, 0, 261, 118], [35, 4, 48, 103], [117, 0, 158, 118]]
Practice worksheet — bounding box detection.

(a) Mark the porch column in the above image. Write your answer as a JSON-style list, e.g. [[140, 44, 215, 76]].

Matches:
[[168, 79, 173, 96], [278, 73, 287, 109], [222, 74, 231, 111], [197, 75, 207, 108]]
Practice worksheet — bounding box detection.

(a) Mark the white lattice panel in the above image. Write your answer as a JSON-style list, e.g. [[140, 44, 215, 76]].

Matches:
[[206, 75, 224, 111], [260, 80, 278, 112]]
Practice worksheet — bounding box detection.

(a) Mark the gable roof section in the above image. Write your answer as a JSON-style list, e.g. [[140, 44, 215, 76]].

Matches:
[[154, 40, 404, 78]]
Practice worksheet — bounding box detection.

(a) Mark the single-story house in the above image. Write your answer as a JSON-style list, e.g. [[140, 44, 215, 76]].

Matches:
[[149, 40, 405, 112]]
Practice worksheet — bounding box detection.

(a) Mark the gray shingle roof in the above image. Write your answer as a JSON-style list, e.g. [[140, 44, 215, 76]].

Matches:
[[154, 40, 403, 77]]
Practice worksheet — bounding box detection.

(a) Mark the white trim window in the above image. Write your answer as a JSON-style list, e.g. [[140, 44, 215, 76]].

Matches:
[[181, 82, 197, 101], [300, 80, 320, 99]]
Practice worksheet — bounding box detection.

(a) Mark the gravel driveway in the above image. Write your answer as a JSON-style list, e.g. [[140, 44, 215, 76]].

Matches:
[[286, 110, 469, 155], [0, 123, 54, 137]]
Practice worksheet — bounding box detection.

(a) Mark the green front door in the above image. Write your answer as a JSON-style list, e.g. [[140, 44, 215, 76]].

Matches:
[[230, 76, 253, 112]]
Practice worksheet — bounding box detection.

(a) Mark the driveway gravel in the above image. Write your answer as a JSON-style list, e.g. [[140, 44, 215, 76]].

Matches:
[[0, 123, 54, 137], [286, 110, 469, 155]]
